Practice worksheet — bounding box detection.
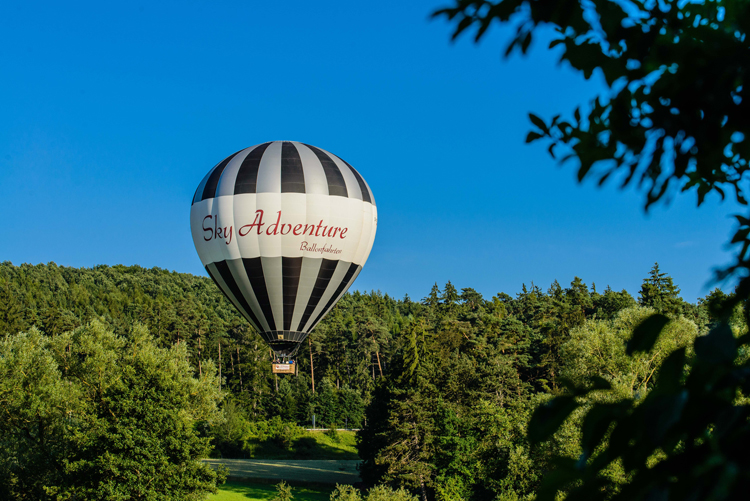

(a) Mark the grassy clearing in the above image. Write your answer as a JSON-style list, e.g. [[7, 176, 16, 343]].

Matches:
[[304, 430, 357, 458], [205, 458, 360, 485], [209, 480, 334, 501], [244, 430, 359, 460]]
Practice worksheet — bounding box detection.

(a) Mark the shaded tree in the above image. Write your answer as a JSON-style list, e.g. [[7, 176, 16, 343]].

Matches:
[[638, 263, 683, 316]]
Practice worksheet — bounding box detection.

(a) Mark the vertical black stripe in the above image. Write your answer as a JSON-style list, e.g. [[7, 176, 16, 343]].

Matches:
[[192, 184, 202, 205], [234, 142, 272, 195], [309, 263, 359, 331], [281, 257, 303, 330], [242, 257, 276, 332], [201, 151, 241, 201], [281, 142, 306, 193], [340, 159, 373, 204], [206, 263, 262, 332], [213, 261, 265, 332], [296, 259, 338, 331], [303, 144, 348, 197]]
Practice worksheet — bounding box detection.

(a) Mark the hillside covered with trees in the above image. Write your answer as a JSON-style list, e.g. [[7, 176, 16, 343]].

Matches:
[[1, 260, 738, 499]]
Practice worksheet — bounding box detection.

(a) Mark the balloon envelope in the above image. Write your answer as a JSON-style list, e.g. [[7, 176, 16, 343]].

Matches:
[[190, 141, 377, 357]]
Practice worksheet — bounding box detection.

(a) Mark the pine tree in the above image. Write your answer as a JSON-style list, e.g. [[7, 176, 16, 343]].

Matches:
[[565, 277, 593, 312], [592, 286, 637, 319], [440, 281, 460, 306], [638, 263, 683, 316], [400, 319, 424, 384], [547, 280, 563, 300], [422, 283, 441, 308]]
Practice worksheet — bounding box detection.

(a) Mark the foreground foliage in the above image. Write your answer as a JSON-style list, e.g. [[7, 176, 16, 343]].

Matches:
[[528, 310, 750, 500], [0, 321, 225, 500], [437, 0, 750, 498]]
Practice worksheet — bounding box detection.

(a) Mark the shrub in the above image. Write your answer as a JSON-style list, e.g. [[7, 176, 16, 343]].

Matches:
[[272, 481, 294, 501], [329, 484, 418, 501], [326, 425, 341, 443]]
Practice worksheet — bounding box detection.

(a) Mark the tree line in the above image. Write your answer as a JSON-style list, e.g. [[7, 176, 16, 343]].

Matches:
[[1, 259, 737, 499]]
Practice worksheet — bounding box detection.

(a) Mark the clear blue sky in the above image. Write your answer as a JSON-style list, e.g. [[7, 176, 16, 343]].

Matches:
[[0, 0, 738, 303]]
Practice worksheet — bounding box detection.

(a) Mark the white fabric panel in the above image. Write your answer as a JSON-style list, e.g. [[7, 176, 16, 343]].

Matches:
[[352, 202, 374, 266], [300, 260, 350, 333], [233, 193, 260, 259], [280, 193, 307, 258], [325, 196, 360, 264], [256, 193, 282, 258], [328, 153, 363, 200], [256, 141, 282, 194], [360, 205, 378, 265], [215, 194, 241, 262], [292, 142, 329, 196], [301, 193, 332, 258], [261, 256, 284, 331], [195, 193, 373, 263], [226, 258, 272, 333], [290, 257, 323, 332], [190, 199, 225, 266], [216, 146, 255, 198]]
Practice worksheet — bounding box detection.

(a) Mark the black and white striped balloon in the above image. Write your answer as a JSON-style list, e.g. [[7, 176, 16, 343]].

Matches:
[[190, 141, 377, 358]]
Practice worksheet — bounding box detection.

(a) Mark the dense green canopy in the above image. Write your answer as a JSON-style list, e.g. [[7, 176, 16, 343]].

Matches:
[[1, 260, 729, 500]]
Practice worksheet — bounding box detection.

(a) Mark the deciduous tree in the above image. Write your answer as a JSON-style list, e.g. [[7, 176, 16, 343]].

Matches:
[[0, 321, 225, 500]]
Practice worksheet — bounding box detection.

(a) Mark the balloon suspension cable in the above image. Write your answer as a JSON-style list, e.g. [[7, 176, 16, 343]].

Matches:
[[271, 346, 301, 364]]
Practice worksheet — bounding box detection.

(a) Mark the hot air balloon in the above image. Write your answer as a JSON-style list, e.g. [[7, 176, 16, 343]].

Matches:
[[190, 141, 377, 371]]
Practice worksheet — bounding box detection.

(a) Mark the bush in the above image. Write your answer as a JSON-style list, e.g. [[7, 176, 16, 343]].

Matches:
[[291, 436, 318, 459], [240, 416, 306, 456], [212, 399, 253, 458], [326, 425, 341, 443], [329, 484, 418, 501], [331, 485, 362, 501], [366, 485, 419, 501], [272, 481, 294, 501]]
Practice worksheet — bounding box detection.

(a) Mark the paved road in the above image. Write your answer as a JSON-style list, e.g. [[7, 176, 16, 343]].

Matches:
[[205, 459, 361, 485]]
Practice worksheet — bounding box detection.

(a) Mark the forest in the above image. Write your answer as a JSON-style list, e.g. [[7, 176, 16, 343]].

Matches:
[[0, 260, 738, 500]]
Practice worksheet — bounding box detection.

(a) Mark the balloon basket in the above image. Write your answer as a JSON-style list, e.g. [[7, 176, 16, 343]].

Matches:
[[272, 362, 296, 374]]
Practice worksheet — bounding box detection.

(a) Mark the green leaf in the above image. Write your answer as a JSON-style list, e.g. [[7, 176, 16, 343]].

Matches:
[[452, 16, 474, 40], [580, 403, 620, 458], [589, 375, 612, 391], [528, 395, 579, 444], [529, 113, 548, 133], [521, 32, 532, 53], [642, 390, 688, 446], [534, 457, 582, 501], [627, 314, 670, 355], [655, 348, 686, 394], [526, 131, 544, 143], [557, 376, 578, 394], [695, 322, 737, 365]]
